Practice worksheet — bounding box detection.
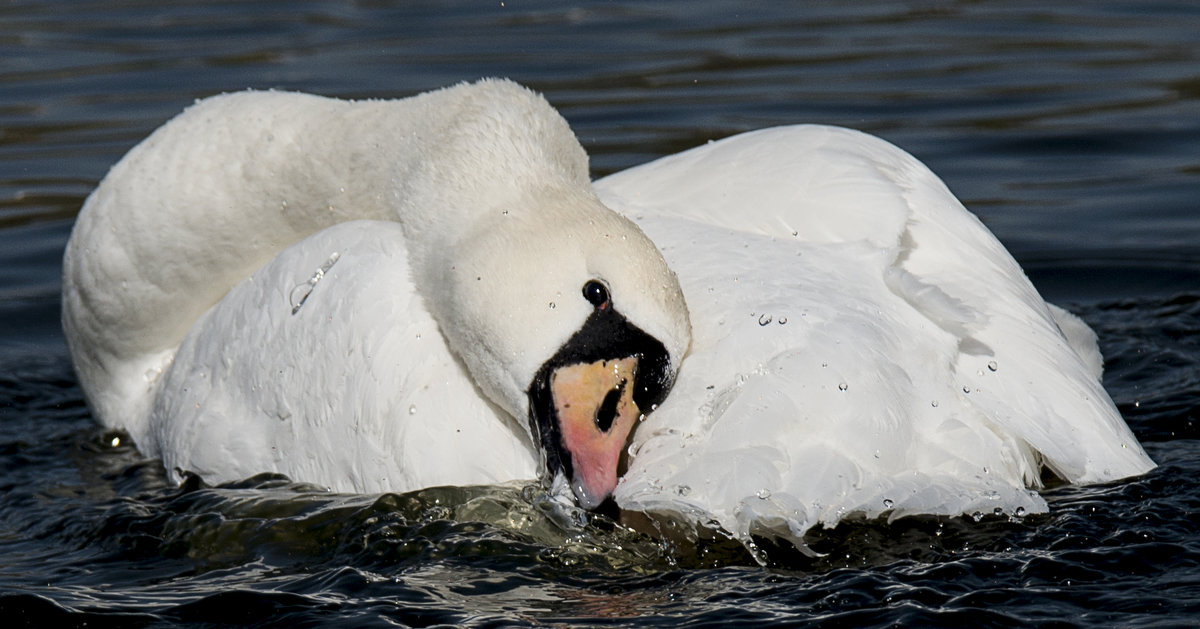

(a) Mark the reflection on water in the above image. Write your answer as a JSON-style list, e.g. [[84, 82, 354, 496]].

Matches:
[[1, 0, 1199, 626]]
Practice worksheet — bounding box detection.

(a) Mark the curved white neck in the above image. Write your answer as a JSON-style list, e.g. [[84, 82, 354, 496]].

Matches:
[[63, 80, 591, 428]]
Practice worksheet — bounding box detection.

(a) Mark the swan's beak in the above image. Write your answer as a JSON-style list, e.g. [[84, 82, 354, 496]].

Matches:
[[548, 356, 641, 509], [528, 306, 674, 511]]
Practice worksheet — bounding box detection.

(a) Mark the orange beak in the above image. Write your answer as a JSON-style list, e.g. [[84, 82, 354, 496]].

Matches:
[[549, 356, 641, 509]]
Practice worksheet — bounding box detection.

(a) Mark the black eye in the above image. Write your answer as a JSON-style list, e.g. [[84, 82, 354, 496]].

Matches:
[[582, 280, 609, 308]]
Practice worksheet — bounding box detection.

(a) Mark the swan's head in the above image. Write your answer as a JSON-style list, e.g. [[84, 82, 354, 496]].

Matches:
[[426, 185, 690, 510]]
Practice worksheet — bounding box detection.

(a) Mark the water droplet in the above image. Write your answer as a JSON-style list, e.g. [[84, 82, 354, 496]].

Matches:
[[289, 252, 341, 315], [501, 209, 509, 216], [778, 316, 788, 325], [993, 507, 1004, 516], [838, 382, 848, 392], [962, 386, 971, 394], [675, 485, 691, 497], [758, 314, 772, 326], [408, 405, 417, 415], [548, 302, 556, 309], [109, 436, 121, 448], [1015, 506, 1027, 517], [883, 498, 894, 509], [931, 400, 940, 408], [987, 360, 998, 372], [755, 488, 771, 500], [288, 283, 313, 313], [972, 511, 984, 522]]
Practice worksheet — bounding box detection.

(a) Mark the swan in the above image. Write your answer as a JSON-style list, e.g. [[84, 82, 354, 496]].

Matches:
[[62, 79, 1154, 545]]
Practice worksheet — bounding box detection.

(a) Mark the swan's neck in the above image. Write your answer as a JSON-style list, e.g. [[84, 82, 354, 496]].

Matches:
[[63, 80, 590, 430]]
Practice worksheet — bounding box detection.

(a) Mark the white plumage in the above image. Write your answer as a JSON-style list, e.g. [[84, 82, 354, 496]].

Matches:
[[595, 125, 1153, 540], [62, 79, 1153, 546]]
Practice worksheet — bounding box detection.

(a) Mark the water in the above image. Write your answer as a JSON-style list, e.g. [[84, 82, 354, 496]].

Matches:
[[2, 1, 1199, 626]]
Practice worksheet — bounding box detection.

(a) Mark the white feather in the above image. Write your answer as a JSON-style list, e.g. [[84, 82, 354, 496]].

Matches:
[[596, 125, 1153, 540]]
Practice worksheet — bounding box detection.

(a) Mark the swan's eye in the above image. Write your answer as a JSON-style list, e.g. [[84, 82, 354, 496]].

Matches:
[[582, 280, 609, 309]]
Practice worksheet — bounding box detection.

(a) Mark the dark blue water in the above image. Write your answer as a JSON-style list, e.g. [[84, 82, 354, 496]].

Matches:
[[3, 1, 1199, 626]]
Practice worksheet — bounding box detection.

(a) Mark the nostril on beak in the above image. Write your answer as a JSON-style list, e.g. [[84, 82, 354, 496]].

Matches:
[[594, 378, 626, 432]]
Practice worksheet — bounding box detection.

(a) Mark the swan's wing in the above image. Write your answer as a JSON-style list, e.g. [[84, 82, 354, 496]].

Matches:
[[881, 149, 1151, 484], [150, 220, 539, 493], [595, 125, 1153, 540]]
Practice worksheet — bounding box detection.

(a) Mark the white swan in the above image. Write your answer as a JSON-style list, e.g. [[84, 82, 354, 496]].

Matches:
[[63, 79, 1154, 544]]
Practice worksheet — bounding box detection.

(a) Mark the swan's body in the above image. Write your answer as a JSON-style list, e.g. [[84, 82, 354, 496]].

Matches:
[[63, 80, 1153, 544], [151, 220, 542, 491], [595, 126, 1153, 538]]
